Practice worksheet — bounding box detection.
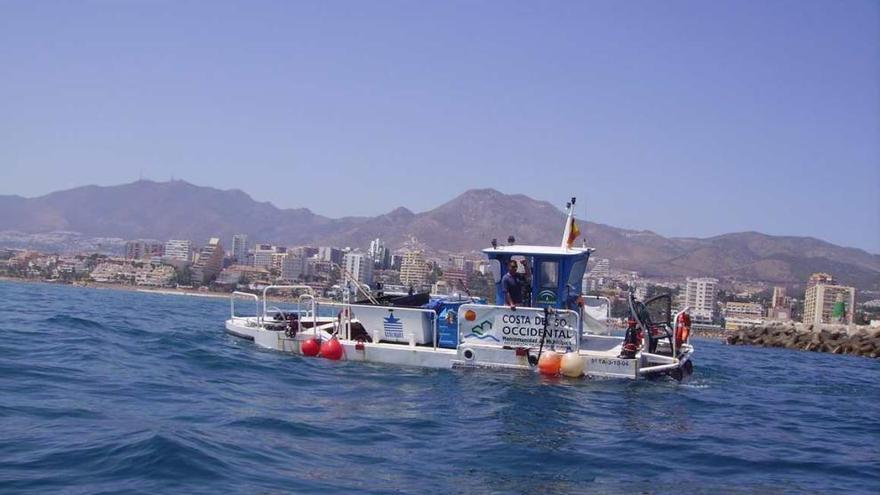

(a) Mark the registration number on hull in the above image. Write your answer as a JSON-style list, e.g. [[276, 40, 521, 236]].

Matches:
[[586, 357, 637, 377]]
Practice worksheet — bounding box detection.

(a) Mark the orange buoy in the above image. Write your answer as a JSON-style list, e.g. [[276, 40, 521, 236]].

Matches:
[[301, 337, 320, 357], [537, 351, 562, 376], [320, 337, 344, 361]]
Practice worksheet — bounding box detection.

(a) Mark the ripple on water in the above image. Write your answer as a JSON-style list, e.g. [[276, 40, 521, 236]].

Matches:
[[1, 280, 879, 495]]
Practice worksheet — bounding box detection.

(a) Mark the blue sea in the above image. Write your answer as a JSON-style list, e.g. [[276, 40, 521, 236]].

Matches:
[[1, 281, 878, 494]]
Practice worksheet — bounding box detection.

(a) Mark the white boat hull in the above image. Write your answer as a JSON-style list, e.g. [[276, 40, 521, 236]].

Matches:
[[225, 317, 694, 379]]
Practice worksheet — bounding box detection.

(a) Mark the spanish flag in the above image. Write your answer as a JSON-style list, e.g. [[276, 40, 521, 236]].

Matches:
[[566, 218, 580, 248]]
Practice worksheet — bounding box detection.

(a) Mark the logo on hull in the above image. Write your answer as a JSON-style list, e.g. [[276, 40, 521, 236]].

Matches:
[[383, 312, 404, 340], [463, 319, 499, 342]]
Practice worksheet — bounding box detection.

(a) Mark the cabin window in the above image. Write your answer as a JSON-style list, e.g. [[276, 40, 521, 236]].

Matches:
[[489, 259, 502, 284], [539, 261, 558, 288], [567, 259, 587, 293]]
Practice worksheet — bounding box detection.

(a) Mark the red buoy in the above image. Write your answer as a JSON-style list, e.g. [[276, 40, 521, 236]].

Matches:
[[301, 338, 320, 357], [320, 337, 344, 361]]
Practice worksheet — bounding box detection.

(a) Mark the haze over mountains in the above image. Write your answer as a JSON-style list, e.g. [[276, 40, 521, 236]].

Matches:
[[1, 180, 877, 291]]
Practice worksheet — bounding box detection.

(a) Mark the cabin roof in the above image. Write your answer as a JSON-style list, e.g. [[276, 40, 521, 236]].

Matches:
[[482, 245, 593, 257]]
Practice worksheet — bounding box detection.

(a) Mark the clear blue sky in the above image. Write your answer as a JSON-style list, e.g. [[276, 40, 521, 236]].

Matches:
[[1, 0, 878, 253]]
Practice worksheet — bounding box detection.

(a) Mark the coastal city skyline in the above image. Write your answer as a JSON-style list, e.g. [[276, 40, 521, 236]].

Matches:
[[2, 1, 878, 252], [2, 229, 875, 327]]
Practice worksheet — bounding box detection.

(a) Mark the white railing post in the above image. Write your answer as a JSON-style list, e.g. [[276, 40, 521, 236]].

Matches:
[[433, 313, 438, 350], [231, 291, 260, 323]]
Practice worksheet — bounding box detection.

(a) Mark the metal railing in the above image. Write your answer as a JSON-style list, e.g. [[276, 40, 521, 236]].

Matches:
[[638, 352, 679, 374], [261, 285, 314, 321], [297, 293, 318, 332], [637, 306, 693, 374], [230, 291, 260, 324]]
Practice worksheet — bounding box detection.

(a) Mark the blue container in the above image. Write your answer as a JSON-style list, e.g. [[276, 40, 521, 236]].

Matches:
[[423, 298, 481, 349]]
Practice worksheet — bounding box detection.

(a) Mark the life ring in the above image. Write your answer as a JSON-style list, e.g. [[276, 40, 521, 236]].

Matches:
[[675, 313, 691, 348]]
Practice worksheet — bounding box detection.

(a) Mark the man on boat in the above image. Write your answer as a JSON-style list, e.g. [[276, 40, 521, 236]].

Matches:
[[502, 259, 531, 310]]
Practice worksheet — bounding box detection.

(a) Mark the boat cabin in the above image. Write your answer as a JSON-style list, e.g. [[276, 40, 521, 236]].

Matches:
[[483, 245, 592, 311]]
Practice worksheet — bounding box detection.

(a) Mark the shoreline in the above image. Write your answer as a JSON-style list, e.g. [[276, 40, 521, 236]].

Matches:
[[0, 276, 230, 299], [0, 276, 331, 304]]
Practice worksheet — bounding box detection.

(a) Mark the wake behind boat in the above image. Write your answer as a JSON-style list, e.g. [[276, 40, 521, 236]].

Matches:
[[224, 198, 695, 380]]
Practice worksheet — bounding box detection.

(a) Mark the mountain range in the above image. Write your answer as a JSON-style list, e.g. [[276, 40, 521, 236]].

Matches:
[[1, 180, 877, 291]]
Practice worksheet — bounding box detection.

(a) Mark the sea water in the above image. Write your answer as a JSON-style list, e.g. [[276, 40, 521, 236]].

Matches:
[[1, 281, 878, 494]]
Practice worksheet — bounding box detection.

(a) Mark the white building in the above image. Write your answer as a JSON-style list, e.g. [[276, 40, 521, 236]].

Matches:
[[54, 256, 89, 277], [589, 258, 611, 278], [803, 277, 855, 325], [270, 250, 288, 272], [723, 302, 764, 319], [164, 239, 192, 262], [684, 277, 718, 322], [318, 246, 343, 265], [252, 244, 277, 269], [191, 238, 225, 284], [723, 301, 764, 330], [343, 251, 374, 286], [231, 234, 248, 264], [90, 262, 128, 283], [582, 258, 611, 294], [134, 264, 176, 287], [125, 240, 164, 260], [400, 250, 429, 289], [281, 254, 309, 282], [368, 238, 390, 269]]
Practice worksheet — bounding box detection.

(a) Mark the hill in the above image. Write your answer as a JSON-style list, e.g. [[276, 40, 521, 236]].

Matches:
[[1, 180, 877, 290]]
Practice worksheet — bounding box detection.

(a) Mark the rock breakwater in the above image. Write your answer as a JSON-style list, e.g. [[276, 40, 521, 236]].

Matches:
[[727, 322, 880, 358]]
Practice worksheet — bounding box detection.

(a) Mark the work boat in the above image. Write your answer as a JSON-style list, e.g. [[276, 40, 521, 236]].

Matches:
[[225, 200, 695, 380]]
